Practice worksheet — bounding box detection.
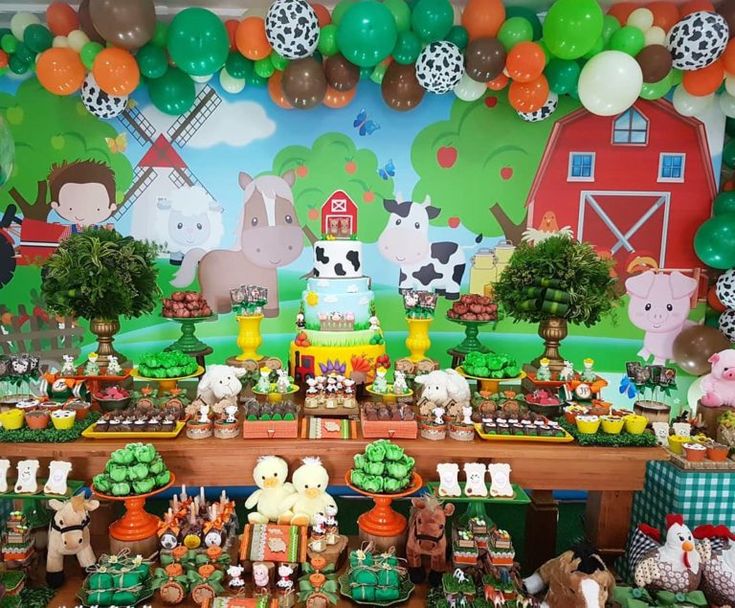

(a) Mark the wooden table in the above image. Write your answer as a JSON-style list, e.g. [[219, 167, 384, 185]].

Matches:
[[1, 436, 667, 570]]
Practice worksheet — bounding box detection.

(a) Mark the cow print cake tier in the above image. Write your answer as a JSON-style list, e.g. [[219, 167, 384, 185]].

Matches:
[[313, 240, 362, 279]]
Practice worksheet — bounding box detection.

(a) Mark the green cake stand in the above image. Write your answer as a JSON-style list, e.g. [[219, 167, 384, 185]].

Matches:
[[425, 481, 530, 528], [447, 317, 493, 354], [163, 314, 217, 353]]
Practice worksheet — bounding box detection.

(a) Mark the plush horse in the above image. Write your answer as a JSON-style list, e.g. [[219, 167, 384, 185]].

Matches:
[[406, 494, 455, 585], [46, 495, 100, 588]]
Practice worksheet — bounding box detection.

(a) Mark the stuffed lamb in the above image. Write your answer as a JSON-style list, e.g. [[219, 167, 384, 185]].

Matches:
[[415, 369, 471, 406], [196, 365, 247, 407]]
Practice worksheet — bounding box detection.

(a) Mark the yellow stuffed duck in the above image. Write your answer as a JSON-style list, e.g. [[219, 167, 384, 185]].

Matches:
[[244, 455, 295, 524], [280, 457, 337, 526]]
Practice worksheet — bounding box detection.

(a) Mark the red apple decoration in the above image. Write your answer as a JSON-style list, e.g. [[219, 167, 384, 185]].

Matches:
[[448, 216, 460, 228], [500, 166, 513, 180], [345, 160, 357, 174], [437, 146, 457, 169], [296, 165, 308, 178], [307, 208, 319, 221]]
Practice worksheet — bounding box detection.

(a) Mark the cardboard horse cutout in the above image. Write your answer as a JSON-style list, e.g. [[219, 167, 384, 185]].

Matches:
[[172, 170, 306, 316]]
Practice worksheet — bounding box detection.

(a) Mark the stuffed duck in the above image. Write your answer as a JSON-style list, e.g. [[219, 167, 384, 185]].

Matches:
[[244, 456, 295, 524], [693, 524, 735, 607], [280, 457, 337, 526]]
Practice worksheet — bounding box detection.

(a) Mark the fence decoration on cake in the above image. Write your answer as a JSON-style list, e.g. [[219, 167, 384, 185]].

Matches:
[[318, 313, 355, 332]]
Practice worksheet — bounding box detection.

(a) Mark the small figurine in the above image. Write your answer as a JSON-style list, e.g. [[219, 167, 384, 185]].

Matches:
[[280, 457, 338, 526], [437, 463, 461, 497], [372, 366, 389, 394], [369, 315, 381, 332], [306, 377, 318, 394], [245, 455, 295, 524], [44, 461, 72, 496], [253, 562, 271, 591], [106, 355, 122, 376], [580, 358, 596, 383], [461, 405, 473, 425], [227, 564, 246, 590], [536, 357, 552, 381], [559, 360, 575, 382], [488, 463, 514, 498], [276, 563, 294, 595], [432, 406, 445, 425], [343, 378, 356, 408], [393, 370, 409, 395], [310, 514, 327, 552], [60, 354, 76, 376], [255, 367, 272, 393], [275, 369, 291, 394], [223, 404, 238, 424], [463, 463, 488, 497], [652, 421, 670, 446], [197, 403, 210, 424], [324, 503, 339, 544], [296, 311, 306, 329], [84, 352, 100, 376], [14, 459, 40, 494]]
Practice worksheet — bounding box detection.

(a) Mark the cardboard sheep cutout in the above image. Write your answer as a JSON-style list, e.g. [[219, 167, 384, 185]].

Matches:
[[15, 459, 40, 494], [436, 463, 461, 497]]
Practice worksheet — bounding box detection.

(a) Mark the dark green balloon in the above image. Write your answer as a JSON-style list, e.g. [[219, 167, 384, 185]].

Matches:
[[148, 67, 195, 115], [246, 72, 267, 87], [226, 51, 253, 79], [411, 0, 453, 43], [446, 25, 468, 51], [137, 43, 168, 79], [714, 192, 735, 216], [694, 213, 735, 269], [505, 7, 542, 40], [8, 53, 29, 75], [392, 30, 421, 65], [23, 24, 52, 53], [727, 117, 735, 138], [14, 43, 35, 65], [360, 66, 373, 80], [724, 139, 735, 170], [545, 58, 580, 95], [167, 7, 228, 76]]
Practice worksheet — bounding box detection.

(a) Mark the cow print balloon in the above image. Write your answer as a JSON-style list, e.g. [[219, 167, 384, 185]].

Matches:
[[720, 309, 735, 342], [716, 269, 735, 309], [518, 92, 559, 122], [81, 74, 127, 119], [666, 11, 729, 71], [266, 0, 319, 60], [415, 41, 464, 94]]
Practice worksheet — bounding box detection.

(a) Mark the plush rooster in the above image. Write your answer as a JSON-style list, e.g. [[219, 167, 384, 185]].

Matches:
[[629, 514, 707, 593], [693, 524, 735, 607]]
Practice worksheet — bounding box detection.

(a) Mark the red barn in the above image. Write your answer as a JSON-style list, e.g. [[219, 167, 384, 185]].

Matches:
[[321, 190, 358, 238], [525, 99, 717, 274]]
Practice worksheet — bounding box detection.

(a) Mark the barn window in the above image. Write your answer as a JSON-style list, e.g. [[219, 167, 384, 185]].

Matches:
[[568, 152, 595, 182], [612, 108, 649, 145], [658, 153, 685, 182]]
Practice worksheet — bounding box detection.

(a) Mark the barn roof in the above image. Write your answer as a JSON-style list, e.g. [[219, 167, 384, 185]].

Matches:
[[138, 134, 187, 170]]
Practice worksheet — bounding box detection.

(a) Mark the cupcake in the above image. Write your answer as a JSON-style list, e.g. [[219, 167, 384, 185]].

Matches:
[[483, 422, 497, 435], [119, 417, 134, 432], [94, 418, 109, 432], [133, 418, 148, 434], [147, 415, 161, 432], [497, 423, 510, 435], [161, 416, 176, 433], [107, 419, 121, 433], [525, 425, 538, 436], [684, 442, 706, 462], [511, 423, 524, 436], [537, 425, 552, 436]]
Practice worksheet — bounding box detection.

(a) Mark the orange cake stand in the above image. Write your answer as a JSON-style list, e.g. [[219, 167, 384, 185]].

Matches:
[[345, 472, 423, 537], [93, 473, 176, 541]]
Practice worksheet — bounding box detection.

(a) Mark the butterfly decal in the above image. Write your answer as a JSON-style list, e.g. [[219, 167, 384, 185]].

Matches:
[[378, 159, 395, 181], [353, 108, 380, 136], [105, 133, 127, 154], [619, 375, 638, 399]]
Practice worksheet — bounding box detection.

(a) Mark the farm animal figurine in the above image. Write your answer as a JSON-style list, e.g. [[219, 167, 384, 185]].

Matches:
[[369, 315, 381, 331], [196, 364, 247, 406], [227, 564, 246, 590], [536, 358, 552, 381], [15, 459, 40, 494], [253, 562, 271, 590], [281, 457, 337, 526], [245, 456, 295, 524], [406, 494, 455, 584], [60, 354, 76, 376], [46, 494, 100, 587], [224, 404, 238, 424], [277, 563, 294, 594], [197, 403, 210, 424], [106, 355, 122, 376], [700, 349, 735, 407], [44, 461, 72, 496], [275, 369, 291, 394], [580, 358, 596, 383], [693, 524, 735, 606], [372, 366, 389, 393], [628, 514, 704, 593], [523, 542, 615, 608], [306, 377, 318, 395], [378, 196, 479, 299], [432, 406, 445, 425], [436, 463, 461, 497], [488, 463, 514, 498], [296, 312, 305, 329], [255, 367, 272, 393], [651, 422, 671, 447], [461, 405, 473, 425], [0, 459, 9, 493], [393, 370, 409, 395], [625, 270, 698, 364], [415, 369, 471, 407], [172, 171, 306, 316], [84, 352, 100, 376], [559, 360, 575, 382], [463, 463, 488, 497]]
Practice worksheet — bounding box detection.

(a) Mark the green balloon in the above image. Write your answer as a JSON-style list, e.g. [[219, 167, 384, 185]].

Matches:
[[694, 214, 735, 269], [337, 1, 397, 67], [226, 51, 253, 79], [714, 192, 735, 216], [670, 68, 682, 86], [383, 0, 411, 33], [583, 36, 604, 59], [152, 21, 168, 48], [8, 53, 29, 75], [725, 139, 735, 170], [148, 67, 195, 115], [392, 30, 421, 64], [370, 62, 388, 84], [246, 72, 267, 87], [167, 7, 229, 76], [137, 43, 168, 79], [254, 56, 275, 79], [332, 0, 357, 26], [23, 24, 52, 53], [639, 72, 671, 100], [318, 24, 339, 56], [498, 16, 533, 50], [1, 34, 17, 55], [609, 25, 644, 56], [411, 0, 453, 43], [271, 52, 288, 71], [545, 58, 580, 94], [601, 15, 620, 44], [81, 42, 104, 71], [446, 25, 468, 50], [14, 43, 35, 65], [505, 7, 542, 40], [538, 39, 552, 64], [543, 0, 603, 60], [727, 117, 735, 138]]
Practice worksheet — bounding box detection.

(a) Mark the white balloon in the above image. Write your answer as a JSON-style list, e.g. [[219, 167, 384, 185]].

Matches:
[[578, 50, 643, 116], [672, 84, 714, 116], [720, 92, 735, 118], [67, 30, 90, 53], [453, 72, 485, 102], [52, 35, 69, 49], [644, 26, 666, 47], [219, 68, 246, 94], [727, 76, 735, 97], [627, 8, 654, 32], [192, 74, 213, 83], [10, 12, 40, 42]]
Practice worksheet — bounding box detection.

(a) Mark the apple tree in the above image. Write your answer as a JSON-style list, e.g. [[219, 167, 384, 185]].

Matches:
[[411, 91, 576, 243], [0, 79, 133, 221], [270, 132, 395, 242]]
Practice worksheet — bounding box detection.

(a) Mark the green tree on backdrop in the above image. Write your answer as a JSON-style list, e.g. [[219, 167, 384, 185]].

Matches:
[[411, 90, 577, 243], [0, 79, 133, 220], [270, 132, 395, 242]]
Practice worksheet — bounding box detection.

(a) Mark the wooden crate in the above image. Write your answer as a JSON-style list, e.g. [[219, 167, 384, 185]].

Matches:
[[360, 413, 418, 439], [242, 418, 299, 439]]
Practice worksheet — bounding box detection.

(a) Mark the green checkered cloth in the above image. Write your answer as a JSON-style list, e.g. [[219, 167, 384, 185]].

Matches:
[[617, 461, 735, 581]]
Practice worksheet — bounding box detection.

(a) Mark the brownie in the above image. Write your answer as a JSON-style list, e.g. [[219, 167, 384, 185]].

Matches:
[[483, 422, 497, 435], [538, 425, 552, 436], [107, 420, 121, 433], [511, 423, 524, 436], [147, 416, 162, 432], [497, 423, 510, 435], [525, 425, 537, 436], [161, 417, 176, 432], [94, 419, 109, 432]]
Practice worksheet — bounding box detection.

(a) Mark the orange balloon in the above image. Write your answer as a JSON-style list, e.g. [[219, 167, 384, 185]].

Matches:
[[708, 286, 727, 313], [225, 19, 239, 50], [462, 0, 505, 41], [311, 3, 331, 27], [508, 75, 549, 112], [646, 2, 680, 32], [486, 73, 508, 90], [47, 2, 79, 36], [682, 60, 724, 96], [323, 85, 356, 108], [506, 41, 545, 83], [92, 47, 140, 97], [724, 179, 735, 191], [0, 51, 8, 69], [680, 0, 714, 16], [723, 40, 735, 75], [36, 47, 85, 95], [268, 71, 293, 109], [236, 17, 271, 60], [607, 2, 637, 24]]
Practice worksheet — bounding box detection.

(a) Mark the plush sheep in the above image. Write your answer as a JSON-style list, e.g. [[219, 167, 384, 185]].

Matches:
[[414, 369, 470, 406], [197, 365, 247, 407]]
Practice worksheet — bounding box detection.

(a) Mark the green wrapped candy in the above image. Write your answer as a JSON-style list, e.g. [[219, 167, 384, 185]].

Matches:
[[114, 571, 142, 588], [352, 586, 375, 602], [87, 590, 114, 606], [353, 454, 367, 470], [363, 475, 384, 493], [133, 478, 155, 494], [351, 568, 378, 586], [112, 591, 138, 605], [156, 470, 171, 487], [350, 470, 367, 488], [108, 464, 128, 483], [93, 474, 112, 493], [377, 569, 400, 587], [111, 482, 131, 496], [486, 357, 503, 371], [130, 563, 150, 579], [377, 553, 398, 567], [129, 463, 150, 481], [365, 462, 385, 476], [375, 586, 400, 601], [384, 478, 406, 493], [87, 572, 113, 590], [134, 443, 157, 463], [386, 462, 409, 479], [349, 550, 374, 567], [365, 441, 387, 462], [505, 365, 520, 378], [111, 448, 134, 465], [384, 442, 404, 461], [149, 458, 165, 475]]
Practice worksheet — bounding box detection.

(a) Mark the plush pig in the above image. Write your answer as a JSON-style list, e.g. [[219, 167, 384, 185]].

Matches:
[[700, 349, 735, 407], [625, 270, 698, 365]]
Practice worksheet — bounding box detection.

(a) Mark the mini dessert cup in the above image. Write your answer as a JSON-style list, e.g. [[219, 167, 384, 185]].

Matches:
[[576, 415, 600, 435], [668, 434, 688, 455], [624, 414, 648, 435], [25, 409, 50, 430], [684, 442, 706, 462], [706, 443, 729, 462], [600, 416, 624, 435], [51, 409, 76, 430]]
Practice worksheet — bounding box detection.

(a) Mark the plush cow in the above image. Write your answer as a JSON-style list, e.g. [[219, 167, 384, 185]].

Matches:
[[378, 197, 475, 299]]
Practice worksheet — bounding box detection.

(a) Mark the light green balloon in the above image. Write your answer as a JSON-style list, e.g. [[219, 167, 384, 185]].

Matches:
[[582, 36, 604, 59], [318, 24, 338, 56], [543, 0, 603, 60], [498, 16, 533, 51], [601, 14, 621, 44], [383, 0, 411, 33], [671, 68, 683, 86], [81, 42, 104, 71], [639, 71, 672, 100], [254, 56, 275, 79], [609, 25, 644, 56]]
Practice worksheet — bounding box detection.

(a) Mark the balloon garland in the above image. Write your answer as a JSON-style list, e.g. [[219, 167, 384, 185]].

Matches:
[[1, 0, 733, 120]]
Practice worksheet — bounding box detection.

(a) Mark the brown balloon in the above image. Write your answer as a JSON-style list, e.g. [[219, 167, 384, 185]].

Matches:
[[381, 62, 425, 112], [78, 0, 105, 44], [89, 0, 156, 50], [718, 0, 735, 39], [672, 325, 731, 376], [325, 54, 360, 92], [282, 58, 327, 110], [464, 37, 506, 83], [636, 45, 673, 84]]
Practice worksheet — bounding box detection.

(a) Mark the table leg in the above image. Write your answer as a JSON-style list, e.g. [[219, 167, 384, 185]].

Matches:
[[524, 490, 558, 573], [585, 490, 634, 564]]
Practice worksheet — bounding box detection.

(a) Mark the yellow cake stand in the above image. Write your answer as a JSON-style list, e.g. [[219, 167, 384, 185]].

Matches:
[[252, 384, 300, 402], [365, 384, 414, 404]]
